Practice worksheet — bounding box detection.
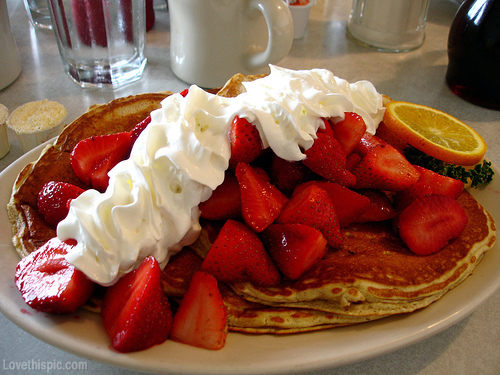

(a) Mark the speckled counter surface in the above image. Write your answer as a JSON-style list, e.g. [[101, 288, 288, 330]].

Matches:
[[0, 0, 498, 374]]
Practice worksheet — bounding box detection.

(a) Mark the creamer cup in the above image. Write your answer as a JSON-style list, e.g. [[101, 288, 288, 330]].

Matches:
[[7, 99, 67, 153], [288, 0, 316, 39], [0, 104, 9, 159]]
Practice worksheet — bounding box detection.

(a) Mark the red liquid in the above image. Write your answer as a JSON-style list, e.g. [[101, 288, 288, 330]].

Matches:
[[446, 0, 500, 110]]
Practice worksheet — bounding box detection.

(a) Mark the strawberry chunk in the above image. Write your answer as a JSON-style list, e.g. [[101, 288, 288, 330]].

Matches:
[[261, 224, 327, 280], [199, 171, 241, 220], [269, 155, 310, 193], [302, 132, 356, 187], [235, 162, 288, 232], [15, 237, 95, 314], [354, 132, 388, 157], [130, 116, 151, 141], [355, 189, 396, 223], [394, 165, 465, 211], [200, 219, 281, 286], [394, 194, 468, 255], [352, 144, 420, 191], [70, 131, 134, 192], [277, 184, 342, 248], [170, 271, 228, 350], [101, 256, 173, 353], [330, 112, 367, 155], [229, 116, 263, 169], [294, 181, 370, 228], [374, 121, 409, 153], [37, 181, 85, 227]]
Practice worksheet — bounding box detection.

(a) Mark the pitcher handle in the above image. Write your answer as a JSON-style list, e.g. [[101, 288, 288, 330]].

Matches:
[[245, 0, 294, 69]]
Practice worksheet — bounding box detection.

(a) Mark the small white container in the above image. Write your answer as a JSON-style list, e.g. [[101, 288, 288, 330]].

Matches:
[[7, 99, 67, 153], [0, 104, 9, 159], [288, 0, 316, 39]]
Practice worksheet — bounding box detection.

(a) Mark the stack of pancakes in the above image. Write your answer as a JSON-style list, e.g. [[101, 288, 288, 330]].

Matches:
[[7, 74, 496, 334]]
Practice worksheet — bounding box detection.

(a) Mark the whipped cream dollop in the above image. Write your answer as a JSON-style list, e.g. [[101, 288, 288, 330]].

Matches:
[[57, 66, 385, 286]]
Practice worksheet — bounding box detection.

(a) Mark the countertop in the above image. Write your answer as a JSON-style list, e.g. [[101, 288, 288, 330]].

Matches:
[[0, 0, 498, 374]]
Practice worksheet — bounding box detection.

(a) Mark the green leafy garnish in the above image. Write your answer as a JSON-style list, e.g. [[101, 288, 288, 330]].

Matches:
[[404, 147, 494, 188]]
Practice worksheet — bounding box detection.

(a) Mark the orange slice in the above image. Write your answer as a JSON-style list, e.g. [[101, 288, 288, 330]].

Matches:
[[382, 101, 487, 166]]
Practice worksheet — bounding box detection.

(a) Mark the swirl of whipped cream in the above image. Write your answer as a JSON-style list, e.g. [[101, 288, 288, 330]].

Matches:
[[58, 66, 385, 286]]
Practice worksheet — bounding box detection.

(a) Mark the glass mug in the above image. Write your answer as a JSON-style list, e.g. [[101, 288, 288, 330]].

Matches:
[[347, 0, 430, 52]]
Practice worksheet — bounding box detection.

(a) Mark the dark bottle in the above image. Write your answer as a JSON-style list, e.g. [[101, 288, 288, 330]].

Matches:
[[446, 0, 500, 110]]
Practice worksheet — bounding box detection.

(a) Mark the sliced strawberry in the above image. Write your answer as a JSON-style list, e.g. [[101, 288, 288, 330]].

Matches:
[[37, 181, 85, 227], [355, 189, 396, 222], [15, 237, 95, 314], [345, 152, 361, 171], [354, 132, 388, 157], [393, 165, 465, 211], [269, 155, 310, 192], [277, 184, 342, 248], [180, 88, 189, 97], [235, 162, 288, 232], [170, 271, 228, 350], [199, 171, 241, 220], [70, 131, 134, 192], [317, 117, 335, 138], [229, 116, 263, 169], [294, 181, 370, 228], [101, 256, 173, 353], [200, 219, 281, 286], [375, 121, 409, 153], [303, 132, 356, 187], [261, 223, 327, 280], [352, 144, 420, 191], [330, 112, 367, 155], [394, 194, 468, 255], [130, 116, 151, 141]]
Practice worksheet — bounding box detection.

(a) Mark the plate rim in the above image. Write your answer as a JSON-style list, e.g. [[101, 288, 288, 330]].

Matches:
[[0, 141, 499, 374]]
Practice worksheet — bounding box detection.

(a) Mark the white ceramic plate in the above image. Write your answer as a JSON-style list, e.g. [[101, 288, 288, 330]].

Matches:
[[1, 142, 499, 374]]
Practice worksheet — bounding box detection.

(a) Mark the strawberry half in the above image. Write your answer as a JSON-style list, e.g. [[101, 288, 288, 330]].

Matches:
[[355, 189, 396, 223], [15, 237, 95, 314], [130, 116, 152, 141], [37, 181, 85, 227], [200, 219, 281, 286], [235, 162, 288, 232], [394, 194, 468, 255], [70, 131, 134, 192], [330, 112, 367, 155], [170, 271, 228, 350], [261, 223, 328, 280], [354, 132, 388, 157], [229, 116, 263, 169], [352, 144, 420, 191], [277, 183, 342, 248], [199, 171, 241, 220], [393, 165, 465, 211], [302, 132, 356, 187], [269, 155, 310, 193], [101, 256, 173, 353], [294, 181, 371, 228]]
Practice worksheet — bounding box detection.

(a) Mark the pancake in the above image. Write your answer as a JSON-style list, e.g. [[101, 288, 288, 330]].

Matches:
[[7, 92, 173, 258], [230, 191, 496, 318], [6, 74, 497, 334]]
